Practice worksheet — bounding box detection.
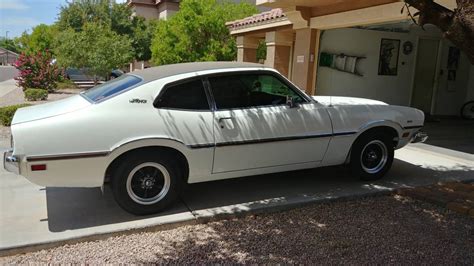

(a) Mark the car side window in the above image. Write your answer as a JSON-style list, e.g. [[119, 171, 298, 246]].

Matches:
[[208, 73, 305, 110], [155, 79, 209, 110]]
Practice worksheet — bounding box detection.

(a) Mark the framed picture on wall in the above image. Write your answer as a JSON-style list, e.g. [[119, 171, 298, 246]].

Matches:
[[378, 38, 400, 76]]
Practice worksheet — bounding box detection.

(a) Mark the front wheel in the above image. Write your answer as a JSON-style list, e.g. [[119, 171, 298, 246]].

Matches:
[[350, 133, 394, 181], [111, 153, 181, 215]]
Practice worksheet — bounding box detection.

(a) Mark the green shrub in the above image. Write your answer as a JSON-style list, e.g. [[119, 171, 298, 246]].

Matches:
[[0, 104, 31, 126], [25, 88, 48, 101], [56, 79, 77, 90]]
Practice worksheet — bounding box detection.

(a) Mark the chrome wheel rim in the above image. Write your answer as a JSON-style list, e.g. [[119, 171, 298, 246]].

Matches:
[[126, 162, 170, 205], [360, 140, 388, 174]]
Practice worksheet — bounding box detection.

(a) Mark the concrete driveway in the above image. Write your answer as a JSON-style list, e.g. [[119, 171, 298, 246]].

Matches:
[[1, 119, 473, 255], [0, 66, 18, 82]]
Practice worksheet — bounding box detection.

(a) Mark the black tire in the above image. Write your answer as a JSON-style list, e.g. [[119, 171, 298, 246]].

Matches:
[[460, 100, 474, 120], [350, 132, 394, 181], [111, 153, 181, 215]]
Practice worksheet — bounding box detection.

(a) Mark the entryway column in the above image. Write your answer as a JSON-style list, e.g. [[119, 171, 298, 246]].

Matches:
[[265, 31, 293, 78], [236, 36, 259, 63], [291, 28, 321, 95]]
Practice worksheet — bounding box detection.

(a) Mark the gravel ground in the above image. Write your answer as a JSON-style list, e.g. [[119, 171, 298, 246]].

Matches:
[[1, 195, 473, 264]]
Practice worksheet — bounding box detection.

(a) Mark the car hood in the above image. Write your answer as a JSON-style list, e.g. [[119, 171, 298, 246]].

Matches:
[[12, 95, 91, 125], [313, 96, 388, 106]]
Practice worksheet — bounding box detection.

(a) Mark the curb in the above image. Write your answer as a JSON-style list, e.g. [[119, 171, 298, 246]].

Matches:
[[0, 189, 394, 257], [0, 216, 198, 257]]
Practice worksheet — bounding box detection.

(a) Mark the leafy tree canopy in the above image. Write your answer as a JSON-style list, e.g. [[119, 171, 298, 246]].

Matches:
[[55, 22, 133, 78], [16, 24, 57, 54], [151, 0, 257, 65], [55, 0, 157, 61], [57, 0, 114, 32], [0, 37, 22, 54]]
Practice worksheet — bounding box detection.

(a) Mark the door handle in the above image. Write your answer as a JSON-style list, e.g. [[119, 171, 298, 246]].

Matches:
[[218, 117, 233, 122]]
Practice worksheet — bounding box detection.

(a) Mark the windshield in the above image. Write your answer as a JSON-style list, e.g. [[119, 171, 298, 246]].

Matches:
[[82, 75, 142, 102]]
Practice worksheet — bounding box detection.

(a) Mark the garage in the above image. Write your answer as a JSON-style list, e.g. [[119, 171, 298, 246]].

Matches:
[[228, 0, 474, 117]]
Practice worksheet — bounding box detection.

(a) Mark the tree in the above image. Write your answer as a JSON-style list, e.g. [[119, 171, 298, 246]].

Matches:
[[404, 0, 474, 63], [16, 24, 57, 54], [151, 0, 258, 65], [57, 0, 112, 32], [0, 37, 22, 54], [55, 23, 133, 79], [56, 0, 156, 61], [131, 18, 159, 61]]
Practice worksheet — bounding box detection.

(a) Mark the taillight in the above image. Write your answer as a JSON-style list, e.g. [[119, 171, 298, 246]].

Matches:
[[31, 164, 47, 171]]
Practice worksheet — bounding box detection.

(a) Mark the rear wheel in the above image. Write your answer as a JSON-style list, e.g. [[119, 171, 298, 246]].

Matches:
[[350, 132, 394, 181], [111, 153, 181, 215]]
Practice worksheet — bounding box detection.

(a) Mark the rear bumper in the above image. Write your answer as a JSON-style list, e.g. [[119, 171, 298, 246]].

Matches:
[[411, 131, 428, 143], [3, 149, 19, 175]]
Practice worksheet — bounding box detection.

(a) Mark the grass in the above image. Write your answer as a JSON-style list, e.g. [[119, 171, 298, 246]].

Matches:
[[0, 104, 31, 126]]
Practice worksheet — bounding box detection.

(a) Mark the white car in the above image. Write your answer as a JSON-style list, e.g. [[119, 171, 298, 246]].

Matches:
[[4, 62, 427, 215]]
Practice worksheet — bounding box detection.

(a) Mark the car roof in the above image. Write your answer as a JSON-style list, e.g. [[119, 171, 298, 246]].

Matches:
[[129, 61, 266, 83]]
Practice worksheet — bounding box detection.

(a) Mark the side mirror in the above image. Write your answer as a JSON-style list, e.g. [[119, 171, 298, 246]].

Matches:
[[286, 96, 298, 108]]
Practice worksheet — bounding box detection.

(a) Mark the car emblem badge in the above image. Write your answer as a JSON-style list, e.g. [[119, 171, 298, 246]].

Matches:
[[129, 98, 147, 104]]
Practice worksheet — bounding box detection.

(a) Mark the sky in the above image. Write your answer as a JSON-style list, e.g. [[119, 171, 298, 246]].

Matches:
[[0, 0, 127, 39]]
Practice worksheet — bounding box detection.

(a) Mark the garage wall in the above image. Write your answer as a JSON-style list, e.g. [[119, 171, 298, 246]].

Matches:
[[316, 28, 416, 106], [316, 26, 473, 115]]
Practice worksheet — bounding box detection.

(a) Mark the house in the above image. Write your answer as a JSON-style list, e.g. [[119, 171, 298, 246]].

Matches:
[[227, 0, 474, 117], [127, 0, 180, 20], [0, 47, 19, 66], [127, 0, 265, 20]]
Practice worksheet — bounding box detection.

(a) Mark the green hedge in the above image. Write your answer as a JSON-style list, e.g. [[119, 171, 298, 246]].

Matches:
[[25, 88, 48, 101], [0, 104, 31, 126], [56, 79, 77, 90]]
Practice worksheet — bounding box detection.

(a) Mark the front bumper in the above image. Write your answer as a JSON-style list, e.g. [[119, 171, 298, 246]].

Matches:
[[411, 131, 428, 143], [3, 149, 19, 175]]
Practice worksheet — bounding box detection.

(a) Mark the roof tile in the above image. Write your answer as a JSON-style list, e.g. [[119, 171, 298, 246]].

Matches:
[[227, 8, 286, 29]]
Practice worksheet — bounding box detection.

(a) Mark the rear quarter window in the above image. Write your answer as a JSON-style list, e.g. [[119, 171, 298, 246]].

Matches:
[[154, 79, 209, 110], [82, 75, 142, 102]]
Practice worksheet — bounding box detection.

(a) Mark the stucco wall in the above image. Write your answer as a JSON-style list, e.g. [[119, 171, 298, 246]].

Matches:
[[132, 5, 158, 20], [157, 2, 179, 19], [316, 28, 416, 106], [316, 27, 473, 115]]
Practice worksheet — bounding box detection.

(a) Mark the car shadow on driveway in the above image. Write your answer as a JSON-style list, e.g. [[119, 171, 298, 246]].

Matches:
[[44, 158, 474, 232], [44, 186, 188, 232]]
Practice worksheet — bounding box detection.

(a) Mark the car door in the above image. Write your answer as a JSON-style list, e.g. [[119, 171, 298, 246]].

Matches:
[[154, 78, 214, 149], [208, 71, 333, 173]]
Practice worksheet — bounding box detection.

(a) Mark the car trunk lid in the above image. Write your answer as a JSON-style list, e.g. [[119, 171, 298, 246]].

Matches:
[[11, 95, 91, 125]]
